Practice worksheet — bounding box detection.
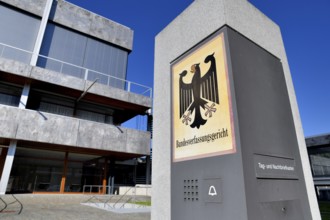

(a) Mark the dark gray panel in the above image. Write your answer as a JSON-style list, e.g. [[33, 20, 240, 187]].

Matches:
[[171, 155, 247, 220], [171, 26, 312, 220], [254, 154, 298, 179], [227, 28, 312, 219], [258, 200, 305, 220]]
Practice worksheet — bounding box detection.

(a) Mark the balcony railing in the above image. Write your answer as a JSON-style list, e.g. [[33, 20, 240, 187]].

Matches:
[[0, 42, 152, 98]]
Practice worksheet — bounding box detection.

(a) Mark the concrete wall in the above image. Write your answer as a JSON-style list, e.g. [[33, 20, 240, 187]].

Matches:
[[0, 0, 133, 51], [119, 185, 152, 196], [306, 133, 330, 147], [0, 105, 150, 155], [152, 0, 320, 219], [52, 0, 133, 51], [0, 58, 152, 108], [0, 0, 46, 17]]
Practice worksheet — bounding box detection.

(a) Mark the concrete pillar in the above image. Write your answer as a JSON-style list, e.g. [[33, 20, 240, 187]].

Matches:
[[109, 159, 116, 194], [30, 0, 53, 66], [19, 0, 53, 109], [146, 156, 151, 184], [18, 83, 30, 109], [0, 140, 17, 195], [0, 148, 8, 177]]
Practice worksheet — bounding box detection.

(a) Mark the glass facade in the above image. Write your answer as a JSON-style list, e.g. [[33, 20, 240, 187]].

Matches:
[[310, 152, 330, 177], [0, 147, 7, 178], [9, 148, 65, 193], [38, 23, 128, 89], [308, 144, 330, 219], [0, 82, 22, 107], [64, 153, 105, 193], [0, 4, 40, 63], [26, 89, 114, 124], [9, 147, 107, 193], [0, 4, 129, 89], [7, 147, 141, 194]]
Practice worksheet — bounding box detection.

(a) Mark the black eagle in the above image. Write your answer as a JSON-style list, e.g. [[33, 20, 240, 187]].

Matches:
[[179, 53, 219, 129]]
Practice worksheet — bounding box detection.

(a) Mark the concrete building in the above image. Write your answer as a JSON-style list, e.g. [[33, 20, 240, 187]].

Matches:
[[306, 133, 330, 218], [0, 0, 152, 194]]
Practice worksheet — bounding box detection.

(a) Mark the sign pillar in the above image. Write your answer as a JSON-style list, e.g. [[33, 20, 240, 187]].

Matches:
[[153, 0, 320, 219]]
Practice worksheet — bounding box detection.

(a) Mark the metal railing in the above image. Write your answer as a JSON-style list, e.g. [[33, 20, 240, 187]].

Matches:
[[0, 42, 152, 98], [109, 185, 151, 209], [83, 185, 151, 210], [0, 194, 23, 215], [0, 42, 33, 64]]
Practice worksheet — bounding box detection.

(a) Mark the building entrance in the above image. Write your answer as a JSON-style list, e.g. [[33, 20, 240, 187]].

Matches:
[[0, 147, 8, 178], [6, 146, 142, 194], [8, 147, 108, 193]]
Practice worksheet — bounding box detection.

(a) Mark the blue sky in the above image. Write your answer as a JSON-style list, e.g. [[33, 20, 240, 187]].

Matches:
[[67, 0, 330, 137]]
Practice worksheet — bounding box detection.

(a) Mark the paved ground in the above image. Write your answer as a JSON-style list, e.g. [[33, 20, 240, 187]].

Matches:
[[0, 194, 151, 220]]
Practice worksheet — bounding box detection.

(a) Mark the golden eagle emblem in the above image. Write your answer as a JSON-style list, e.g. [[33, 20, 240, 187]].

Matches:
[[179, 53, 219, 129]]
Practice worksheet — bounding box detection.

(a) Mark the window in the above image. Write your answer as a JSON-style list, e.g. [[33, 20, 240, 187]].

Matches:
[[0, 4, 40, 63], [9, 148, 65, 193], [0, 82, 22, 107], [38, 23, 128, 89], [27, 90, 114, 124], [310, 152, 330, 177], [9, 147, 106, 193]]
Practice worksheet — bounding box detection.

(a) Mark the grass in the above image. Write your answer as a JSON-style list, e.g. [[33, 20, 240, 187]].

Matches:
[[129, 200, 151, 206], [319, 201, 330, 220]]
